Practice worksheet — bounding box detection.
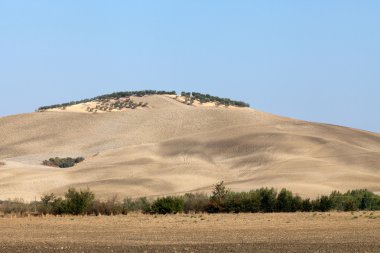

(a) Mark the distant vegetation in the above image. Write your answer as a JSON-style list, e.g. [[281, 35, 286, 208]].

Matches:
[[87, 97, 148, 113], [42, 157, 84, 168], [37, 90, 250, 111], [37, 90, 176, 111], [181, 92, 250, 107], [39, 188, 95, 215], [0, 161, 5, 166], [1, 182, 380, 216], [150, 196, 185, 214]]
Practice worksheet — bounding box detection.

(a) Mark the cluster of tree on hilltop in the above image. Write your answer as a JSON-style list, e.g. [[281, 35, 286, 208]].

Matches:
[[95, 90, 176, 100], [37, 90, 250, 111], [37, 90, 176, 111], [181, 91, 250, 107]]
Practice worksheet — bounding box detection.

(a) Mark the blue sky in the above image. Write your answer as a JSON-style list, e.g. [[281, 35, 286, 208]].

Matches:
[[0, 1, 379, 132]]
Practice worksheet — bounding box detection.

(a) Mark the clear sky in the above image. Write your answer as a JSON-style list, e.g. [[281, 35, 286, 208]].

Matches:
[[1, 1, 379, 133]]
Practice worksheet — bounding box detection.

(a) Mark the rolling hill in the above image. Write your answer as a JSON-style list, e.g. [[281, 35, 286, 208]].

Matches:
[[1, 93, 380, 201]]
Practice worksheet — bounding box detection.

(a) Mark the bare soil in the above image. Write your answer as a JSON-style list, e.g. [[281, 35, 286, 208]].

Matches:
[[0, 212, 379, 253]]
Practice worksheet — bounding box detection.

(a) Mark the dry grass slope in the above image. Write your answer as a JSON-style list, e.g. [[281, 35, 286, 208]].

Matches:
[[1, 95, 380, 200]]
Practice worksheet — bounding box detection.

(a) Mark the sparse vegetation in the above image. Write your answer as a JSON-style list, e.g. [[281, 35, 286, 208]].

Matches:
[[183, 193, 209, 213], [0, 199, 30, 215], [123, 197, 151, 213], [42, 157, 84, 168], [181, 91, 250, 107], [38, 188, 95, 215], [1, 183, 380, 216], [37, 90, 176, 111], [36, 90, 251, 111]]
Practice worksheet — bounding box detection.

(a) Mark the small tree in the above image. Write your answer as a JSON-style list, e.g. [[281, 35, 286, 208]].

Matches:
[[207, 181, 229, 212], [151, 196, 184, 214], [39, 193, 56, 214], [257, 188, 277, 212], [276, 189, 294, 212], [301, 198, 312, 212], [65, 188, 95, 215], [313, 196, 332, 212]]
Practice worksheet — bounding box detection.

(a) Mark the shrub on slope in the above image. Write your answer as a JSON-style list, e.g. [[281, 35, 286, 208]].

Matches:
[[42, 157, 84, 168]]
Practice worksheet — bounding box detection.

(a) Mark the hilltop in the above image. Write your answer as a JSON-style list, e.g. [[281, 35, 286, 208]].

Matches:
[[36, 90, 249, 113], [0, 91, 379, 200]]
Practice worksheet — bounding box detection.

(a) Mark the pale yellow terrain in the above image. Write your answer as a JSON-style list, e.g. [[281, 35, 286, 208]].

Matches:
[[1, 95, 380, 201]]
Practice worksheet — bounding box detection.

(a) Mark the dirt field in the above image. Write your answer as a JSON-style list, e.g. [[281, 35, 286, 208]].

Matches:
[[0, 212, 379, 253]]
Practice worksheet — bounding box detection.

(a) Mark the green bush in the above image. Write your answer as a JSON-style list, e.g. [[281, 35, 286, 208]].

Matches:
[[224, 191, 261, 213], [257, 188, 277, 212], [312, 196, 332, 212], [276, 189, 294, 212], [44, 188, 95, 215], [274, 189, 303, 212], [151, 196, 184, 214], [51, 197, 67, 215], [64, 188, 95, 215], [42, 157, 85, 168], [301, 198, 313, 212]]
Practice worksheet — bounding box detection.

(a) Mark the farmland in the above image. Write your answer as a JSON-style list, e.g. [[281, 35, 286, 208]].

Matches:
[[0, 212, 379, 253]]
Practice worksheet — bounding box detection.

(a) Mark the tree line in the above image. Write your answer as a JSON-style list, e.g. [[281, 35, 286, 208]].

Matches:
[[1, 182, 380, 216], [37, 90, 176, 111], [181, 92, 250, 107], [37, 90, 251, 111]]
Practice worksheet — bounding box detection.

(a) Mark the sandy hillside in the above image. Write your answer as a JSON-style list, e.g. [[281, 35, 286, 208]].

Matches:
[[0, 94, 380, 201]]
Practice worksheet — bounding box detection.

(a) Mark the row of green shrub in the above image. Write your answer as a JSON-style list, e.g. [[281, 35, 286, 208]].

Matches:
[[1, 183, 379, 216], [181, 92, 250, 107], [37, 90, 176, 110], [145, 186, 380, 214], [42, 157, 85, 168]]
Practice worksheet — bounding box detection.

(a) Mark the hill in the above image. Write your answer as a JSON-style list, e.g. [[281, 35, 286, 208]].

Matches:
[[0, 93, 380, 200]]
